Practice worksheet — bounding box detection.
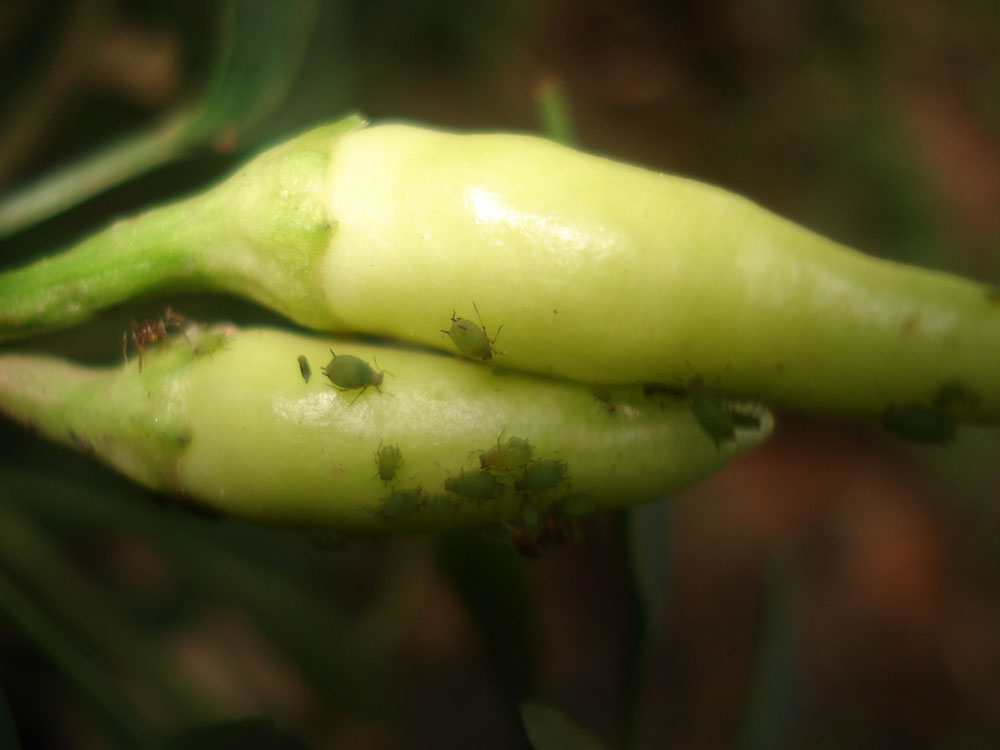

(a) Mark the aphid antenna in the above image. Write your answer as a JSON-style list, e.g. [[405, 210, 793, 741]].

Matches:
[[472, 301, 503, 345], [372, 356, 394, 378], [684, 360, 731, 392]]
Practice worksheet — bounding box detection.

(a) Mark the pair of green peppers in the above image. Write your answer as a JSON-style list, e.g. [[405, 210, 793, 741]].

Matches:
[[0, 114, 996, 533]]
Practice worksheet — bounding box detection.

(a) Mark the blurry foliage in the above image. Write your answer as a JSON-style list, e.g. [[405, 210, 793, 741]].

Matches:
[[2, 0, 1000, 748]]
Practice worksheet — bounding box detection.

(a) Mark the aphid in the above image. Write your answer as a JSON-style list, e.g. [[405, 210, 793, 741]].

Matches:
[[122, 306, 187, 372], [444, 469, 505, 501], [374, 441, 404, 484], [883, 405, 956, 443], [427, 493, 454, 515], [193, 332, 228, 357], [321, 350, 388, 403], [297, 355, 312, 383], [441, 302, 501, 360], [687, 375, 736, 448], [478, 433, 533, 475], [515, 459, 568, 493], [592, 388, 616, 414], [382, 488, 423, 519]]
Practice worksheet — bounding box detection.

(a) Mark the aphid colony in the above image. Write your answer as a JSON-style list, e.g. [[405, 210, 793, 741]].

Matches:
[[274, 307, 771, 551], [371, 430, 574, 557]]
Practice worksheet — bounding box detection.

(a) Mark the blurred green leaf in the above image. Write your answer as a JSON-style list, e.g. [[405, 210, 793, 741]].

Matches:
[[534, 79, 577, 146], [167, 717, 310, 750], [1, 460, 397, 720], [0, 507, 219, 727], [736, 548, 800, 750], [626, 500, 673, 632], [519, 701, 609, 750], [0, 568, 155, 747], [0, 684, 22, 750], [435, 531, 536, 702], [0, 0, 319, 238]]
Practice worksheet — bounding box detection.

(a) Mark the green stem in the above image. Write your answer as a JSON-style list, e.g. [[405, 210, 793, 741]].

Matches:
[[0, 115, 365, 337], [0, 189, 205, 337]]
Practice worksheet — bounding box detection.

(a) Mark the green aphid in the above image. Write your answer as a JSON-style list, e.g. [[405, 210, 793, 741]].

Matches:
[[479, 434, 533, 475], [592, 388, 616, 414], [321, 350, 387, 403], [427, 493, 454, 515], [193, 332, 228, 357], [515, 459, 568, 493], [520, 503, 540, 528], [297, 355, 311, 383], [883, 405, 956, 443], [441, 302, 501, 361], [382, 488, 423, 519], [444, 469, 505, 501], [374, 441, 404, 484], [688, 375, 736, 448]]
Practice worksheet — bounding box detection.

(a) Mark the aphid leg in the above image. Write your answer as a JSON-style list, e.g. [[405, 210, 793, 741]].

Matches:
[[134, 330, 146, 373], [473, 301, 502, 346], [372, 356, 394, 378], [372, 357, 394, 396]]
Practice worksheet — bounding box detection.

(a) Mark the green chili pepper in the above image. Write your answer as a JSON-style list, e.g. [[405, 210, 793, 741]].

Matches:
[[0, 327, 771, 531], [1, 115, 997, 421]]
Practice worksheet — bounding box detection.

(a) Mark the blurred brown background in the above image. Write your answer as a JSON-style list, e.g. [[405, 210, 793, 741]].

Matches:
[[1, 1, 999, 748]]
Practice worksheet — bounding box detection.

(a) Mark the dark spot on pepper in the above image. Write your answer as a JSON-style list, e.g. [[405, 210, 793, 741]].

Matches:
[[68, 429, 93, 455], [643, 382, 684, 397]]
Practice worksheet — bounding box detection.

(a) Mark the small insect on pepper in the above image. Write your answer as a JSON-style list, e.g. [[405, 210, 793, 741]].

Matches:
[[687, 375, 736, 449], [441, 302, 501, 361], [374, 440, 404, 484], [122, 306, 187, 372], [515, 459, 569, 493], [297, 355, 311, 383], [478, 433, 533, 475], [444, 469, 506, 501], [882, 405, 956, 443], [321, 350, 388, 403], [381, 487, 423, 519]]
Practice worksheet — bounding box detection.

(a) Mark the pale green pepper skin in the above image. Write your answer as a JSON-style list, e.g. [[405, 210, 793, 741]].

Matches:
[[0, 116, 997, 420], [0, 327, 771, 531]]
